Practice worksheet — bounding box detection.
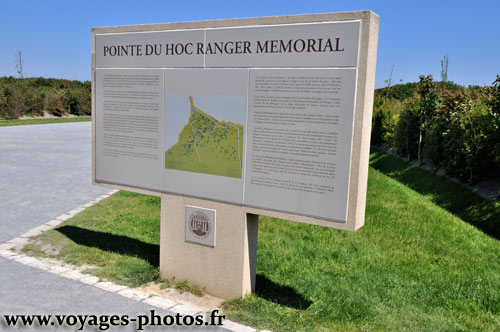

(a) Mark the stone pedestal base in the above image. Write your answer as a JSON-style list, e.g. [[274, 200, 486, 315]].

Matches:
[[160, 193, 258, 299]]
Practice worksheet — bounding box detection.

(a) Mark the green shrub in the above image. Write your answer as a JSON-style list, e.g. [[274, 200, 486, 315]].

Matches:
[[424, 89, 464, 169], [376, 75, 500, 183], [423, 118, 446, 169], [486, 75, 500, 170], [24, 88, 45, 117], [394, 96, 421, 160], [3, 85, 25, 119], [437, 96, 494, 183], [371, 98, 403, 146], [0, 87, 6, 118], [44, 91, 65, 117], [0, 76, 91, 119], [375, 82, 418, 100], [371, 108, 385, 146]]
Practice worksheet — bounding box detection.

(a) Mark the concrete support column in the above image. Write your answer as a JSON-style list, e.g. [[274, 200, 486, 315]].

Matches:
[[160, 193, 258, 299]]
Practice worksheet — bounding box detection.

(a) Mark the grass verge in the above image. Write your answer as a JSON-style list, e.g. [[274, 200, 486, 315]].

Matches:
[[23, 150, 500, 331], [0, 116, 91, 127], [369, 148, 500, 239], [23, 191, 161, 287]]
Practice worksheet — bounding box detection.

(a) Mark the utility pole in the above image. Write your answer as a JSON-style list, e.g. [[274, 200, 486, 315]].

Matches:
[[384, 65, 394, 88]]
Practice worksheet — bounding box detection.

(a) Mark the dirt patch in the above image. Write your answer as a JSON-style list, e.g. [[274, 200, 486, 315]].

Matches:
[[18, 112, 79, 119], [41, 243, 61, 256], [135, 282, 224, 311]]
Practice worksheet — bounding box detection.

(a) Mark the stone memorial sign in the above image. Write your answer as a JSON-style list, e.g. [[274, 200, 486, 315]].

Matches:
[[92, 11, 379, 298]]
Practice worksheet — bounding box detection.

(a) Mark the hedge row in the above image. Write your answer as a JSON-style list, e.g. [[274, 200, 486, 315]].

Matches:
[[0, 76, 91, 119], [372, 75, 500, 184]]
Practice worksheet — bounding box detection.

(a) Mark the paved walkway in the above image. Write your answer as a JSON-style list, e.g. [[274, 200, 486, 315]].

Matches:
[[0, 122, 232, 331]]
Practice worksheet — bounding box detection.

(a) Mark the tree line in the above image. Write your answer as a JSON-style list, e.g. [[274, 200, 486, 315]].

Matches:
[[0, 76, 91, 119], [2, 74, 499, 185], [372, 75, 500, 184]]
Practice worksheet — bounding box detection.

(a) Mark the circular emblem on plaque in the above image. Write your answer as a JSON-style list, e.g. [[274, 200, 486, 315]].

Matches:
[[188, 211, 211, 239]]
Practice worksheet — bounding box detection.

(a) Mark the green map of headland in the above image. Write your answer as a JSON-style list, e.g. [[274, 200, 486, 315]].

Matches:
[[165, 96, 244, 178]]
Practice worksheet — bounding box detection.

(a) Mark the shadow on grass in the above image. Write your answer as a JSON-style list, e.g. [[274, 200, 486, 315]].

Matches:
[[255, 274, 312, 309], [370, 148, 500, 240], [56, 226, 159, 267]]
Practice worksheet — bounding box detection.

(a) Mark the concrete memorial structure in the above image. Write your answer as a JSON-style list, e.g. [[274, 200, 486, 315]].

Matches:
[[92, 11, 379, 299]]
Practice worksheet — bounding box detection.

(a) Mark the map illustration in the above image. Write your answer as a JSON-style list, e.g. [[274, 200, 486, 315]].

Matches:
[[165, 96, 244, 178]]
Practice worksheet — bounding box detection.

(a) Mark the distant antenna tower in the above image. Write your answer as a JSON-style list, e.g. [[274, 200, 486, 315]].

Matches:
[[440, 55, 449, 82], [15, 50, 24, 78]]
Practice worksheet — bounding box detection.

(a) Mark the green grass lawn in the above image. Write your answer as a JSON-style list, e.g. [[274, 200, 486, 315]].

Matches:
[[23, 149, 500, 331], [0, 116, 91, 127], [23, 191, 161, 287]]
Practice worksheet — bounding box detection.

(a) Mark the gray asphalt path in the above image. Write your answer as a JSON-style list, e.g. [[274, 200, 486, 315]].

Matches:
[[0, 122, 107, 242], [0, 122, 227, 331]]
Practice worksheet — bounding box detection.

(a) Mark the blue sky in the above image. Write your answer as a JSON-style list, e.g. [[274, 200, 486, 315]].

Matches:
[[1, 0, 498, 88]]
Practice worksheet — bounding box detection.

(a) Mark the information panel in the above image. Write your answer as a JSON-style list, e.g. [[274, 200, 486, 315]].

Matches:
[[93, 12, 379, 228], [244, 68, 356, 221], [95, 69, 164, 191]]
